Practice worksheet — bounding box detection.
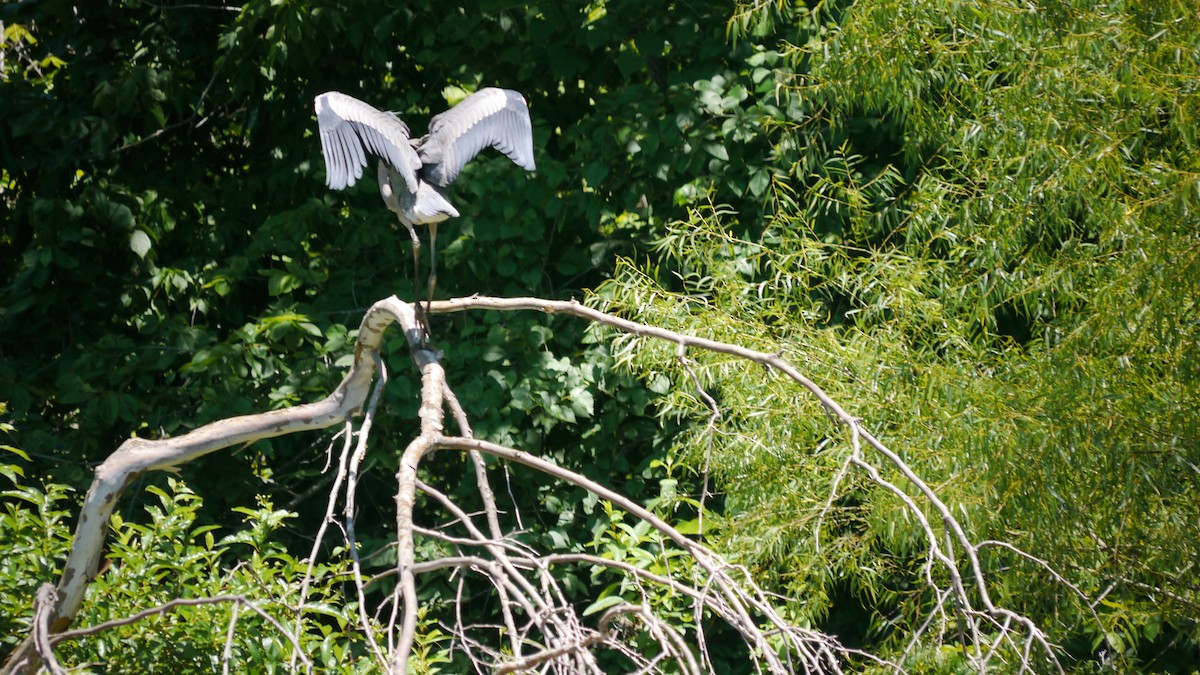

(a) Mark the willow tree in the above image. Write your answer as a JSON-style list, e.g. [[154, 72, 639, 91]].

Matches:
[[596, 0, 1200, 669], [3, 0, 1197, 671]]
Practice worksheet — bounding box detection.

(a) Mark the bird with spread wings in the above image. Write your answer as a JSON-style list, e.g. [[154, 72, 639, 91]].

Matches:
[[314, 87, 536, 339]]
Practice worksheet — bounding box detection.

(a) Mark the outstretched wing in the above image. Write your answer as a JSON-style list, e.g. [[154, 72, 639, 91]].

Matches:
[[314, 91, 420, 192], [418, 88, 536, 188]]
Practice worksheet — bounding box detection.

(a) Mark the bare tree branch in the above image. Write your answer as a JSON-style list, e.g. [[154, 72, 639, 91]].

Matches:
[[32, 585, 66, 675], [45, 594, 312, 673], [1, 297, 421, 675], [3, 294, 1081, 674]]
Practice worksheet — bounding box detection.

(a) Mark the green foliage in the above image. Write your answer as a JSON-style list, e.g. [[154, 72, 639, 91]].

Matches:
[[592, 0, 1200, 669], [0, 0, 730, 667], [4, 0, 1198, 670], [585, 498, 698, 625], [0, 454, 382, 671], [0, 7, 711, 644], [0, 441, 75, 653], [2, 0, 720, 500]]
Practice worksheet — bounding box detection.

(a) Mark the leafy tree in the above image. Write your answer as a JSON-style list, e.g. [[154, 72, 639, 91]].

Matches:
[[1, 443, 374, 672], [1, 0, 741, 527], [596, 0, 1200, 669], [3, 0, 1198, 671], [0, 0, 737, 668]]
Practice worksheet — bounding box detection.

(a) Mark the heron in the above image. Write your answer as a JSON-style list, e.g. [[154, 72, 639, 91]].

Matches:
[[314, 87, 536, 337]]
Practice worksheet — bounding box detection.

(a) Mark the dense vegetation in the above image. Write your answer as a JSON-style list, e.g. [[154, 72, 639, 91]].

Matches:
[[2, 0, 1197, 671]]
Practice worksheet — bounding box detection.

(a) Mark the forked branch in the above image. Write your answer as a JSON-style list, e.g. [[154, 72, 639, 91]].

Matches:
[[4, 294, 1077, 674], [2, 297, 422, 675]]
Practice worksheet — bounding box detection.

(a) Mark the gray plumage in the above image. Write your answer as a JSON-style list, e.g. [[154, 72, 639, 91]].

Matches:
[[314, 87, 536, 228], [314, 92, 420, 193], [314, 87, 536, 339]]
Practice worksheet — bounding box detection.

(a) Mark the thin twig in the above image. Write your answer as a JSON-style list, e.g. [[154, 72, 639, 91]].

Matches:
[[345, 353, 390, 669], [221, 602, 240, 675], [49, 595, 313, 672], [290, 423, 353, 671], [675, 342, 721, 534], [442, 382, 504, 541]]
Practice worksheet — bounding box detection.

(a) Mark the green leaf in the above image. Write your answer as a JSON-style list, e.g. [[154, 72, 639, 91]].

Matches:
[[582, 594, 626, 617], [129, 229, 152, 258], [2, 446, 31, 462], [748, 169, 770, 197], [267, 272, 303, 296], [704, 143, 729, 161]]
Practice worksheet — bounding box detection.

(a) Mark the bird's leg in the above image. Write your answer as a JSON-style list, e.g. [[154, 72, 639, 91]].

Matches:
[[426, 222, 438, 336], [402, 222, 428, 346]]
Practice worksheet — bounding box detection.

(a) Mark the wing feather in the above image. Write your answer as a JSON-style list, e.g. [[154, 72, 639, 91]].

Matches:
[[419, 88, 536, 187], [314, 91, 420, 192]]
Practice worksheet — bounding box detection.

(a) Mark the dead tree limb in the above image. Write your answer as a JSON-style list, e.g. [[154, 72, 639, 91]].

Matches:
[[1, 296, 423, 675], [3, 294, 1079, 674]]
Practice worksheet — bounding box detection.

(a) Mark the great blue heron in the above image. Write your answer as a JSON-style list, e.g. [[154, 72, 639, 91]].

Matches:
[[314, 87, 536, 334]]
